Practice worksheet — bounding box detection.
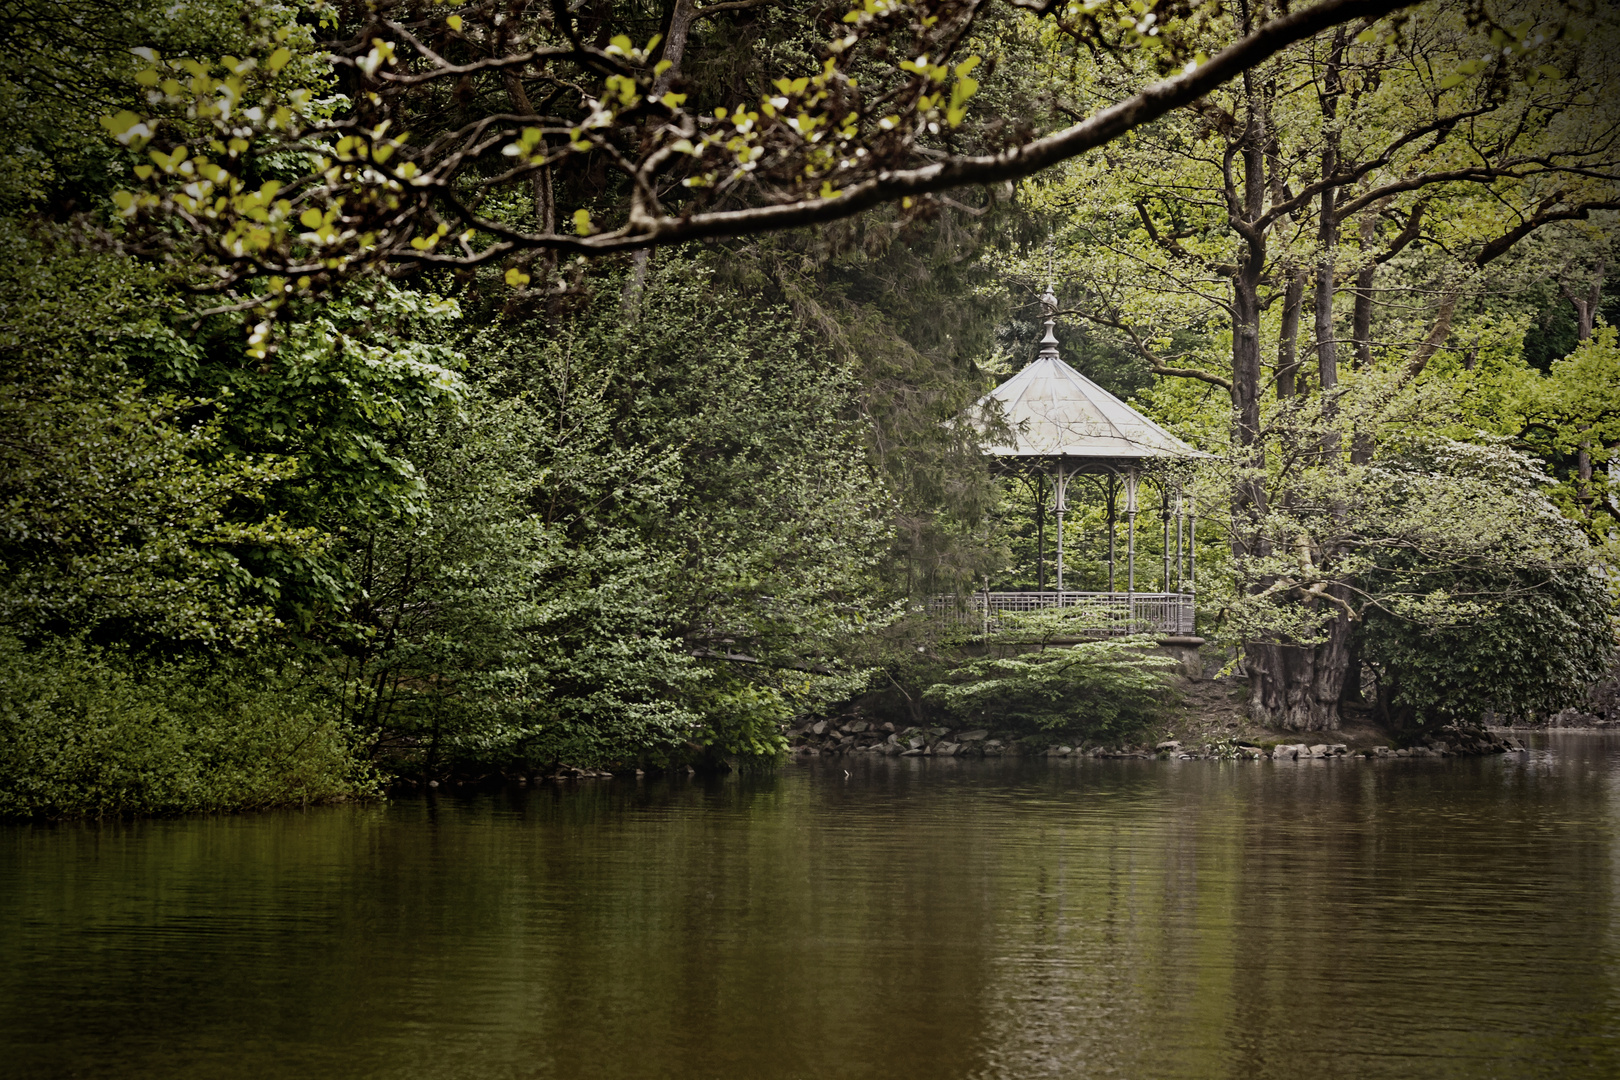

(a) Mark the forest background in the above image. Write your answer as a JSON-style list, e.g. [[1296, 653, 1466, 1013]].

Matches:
[[2, 0, 1616, 817]]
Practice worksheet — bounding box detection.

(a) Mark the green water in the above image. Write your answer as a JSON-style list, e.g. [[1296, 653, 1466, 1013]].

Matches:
[[3, 734, 1618, 1079]]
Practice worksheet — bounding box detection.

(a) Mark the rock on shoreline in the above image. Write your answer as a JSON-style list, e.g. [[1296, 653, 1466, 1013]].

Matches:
[[785, 718, 1528, 761]]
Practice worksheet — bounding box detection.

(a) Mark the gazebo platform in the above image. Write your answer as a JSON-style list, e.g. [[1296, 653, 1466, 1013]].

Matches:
[[929, 590, 1196, 636]]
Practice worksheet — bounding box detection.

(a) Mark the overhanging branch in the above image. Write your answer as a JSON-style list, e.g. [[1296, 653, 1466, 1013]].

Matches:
[[417, 0, 1422, 258]]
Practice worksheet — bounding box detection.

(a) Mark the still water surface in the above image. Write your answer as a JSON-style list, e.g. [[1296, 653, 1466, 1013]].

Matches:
[[3, 734, 1619, 1079]]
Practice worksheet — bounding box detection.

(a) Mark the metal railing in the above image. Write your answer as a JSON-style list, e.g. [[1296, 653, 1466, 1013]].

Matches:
[[928, 591, 1196, 636]]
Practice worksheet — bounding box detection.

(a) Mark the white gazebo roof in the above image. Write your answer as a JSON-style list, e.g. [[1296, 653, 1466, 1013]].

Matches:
[[976, 335, 1203, 462]]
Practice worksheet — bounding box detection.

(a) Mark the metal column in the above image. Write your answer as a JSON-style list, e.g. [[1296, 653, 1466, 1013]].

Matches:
[[1125, 470, 1137, 630], [1054, 462, 1069, 593]]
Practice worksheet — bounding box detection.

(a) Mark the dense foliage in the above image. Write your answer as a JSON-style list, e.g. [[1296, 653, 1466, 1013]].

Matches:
[[1354, 439, 1616, 728], [332, 264, 894, 773], [2, 0, 1617, 815], [996, 0, 1620, 729], [0, 236, 318, 644], [0, 634, 369, 818], [924, 632, 1176, 737]]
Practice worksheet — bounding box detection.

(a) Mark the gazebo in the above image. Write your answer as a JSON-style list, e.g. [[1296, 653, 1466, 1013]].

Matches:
[[942, 291, 1204, 636]]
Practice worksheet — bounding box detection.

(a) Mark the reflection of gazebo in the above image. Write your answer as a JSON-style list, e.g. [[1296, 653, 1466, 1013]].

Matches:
[[941, 292, 1204, 636]]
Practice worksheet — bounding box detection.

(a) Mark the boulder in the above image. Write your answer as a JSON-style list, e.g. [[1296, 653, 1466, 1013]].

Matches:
[[1308, 744, 1329, 757], [1272, 744, 1301, 761], [844, 720, 869, 734], [958, 729, 990, 742], [936, 742, 960, 757], [811, 720, 829, 736], [1156, 740, 1182, 752]]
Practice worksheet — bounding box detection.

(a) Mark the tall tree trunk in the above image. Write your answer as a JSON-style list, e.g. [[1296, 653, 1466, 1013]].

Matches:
[[1230, 126, 1268, 559], [1312, 28, 1348, 397], [1350, 261, 1376, 372], [1313, 225, 1339, 393], [1348, 266, 1377, 465], [1565, 261, 1604, 516], [1246, 28, 1353, 731], [625, 0, 701, 316], [1276, 267, 1306, 399], [1246, 599, 1355, 730]]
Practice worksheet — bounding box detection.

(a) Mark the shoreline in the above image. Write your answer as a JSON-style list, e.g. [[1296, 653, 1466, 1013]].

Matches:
[[782, 715, 1531, 762]]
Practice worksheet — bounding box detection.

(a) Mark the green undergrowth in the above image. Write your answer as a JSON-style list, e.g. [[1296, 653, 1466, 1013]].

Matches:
[[922, 634, 1178, 740], [0, 635, 376, 819]]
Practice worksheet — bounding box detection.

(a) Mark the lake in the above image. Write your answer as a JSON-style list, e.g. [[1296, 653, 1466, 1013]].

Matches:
[[3, 733, 1617, 1079]]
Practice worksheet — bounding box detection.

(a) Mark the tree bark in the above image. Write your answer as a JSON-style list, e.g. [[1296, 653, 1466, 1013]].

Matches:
[[1348, 200, 1425, 380], [1229, 84, 1269, 558], [624, 0, 702, 316], [1350, 219, 1377, 371], [1276, 267, 1306, 399], [1312, 29, 1348, 396], [1245, 29, 1353, 730], [1246, 591, 1355, 730], [1347, 220, 1377, 464], [1565, 261, 1603, 515]]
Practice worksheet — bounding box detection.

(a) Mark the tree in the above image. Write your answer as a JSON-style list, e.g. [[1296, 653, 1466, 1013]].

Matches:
[[1203, 386, 1614, 730], [1010, 0, 1618, 728], [1516, 327, 1620, 532], [101, 0, 1430, 303], [333, 261, 896, 771], [1354, 438, 1615, 728], [924, 633, 1175, 737], [0, 233, 321, 645]]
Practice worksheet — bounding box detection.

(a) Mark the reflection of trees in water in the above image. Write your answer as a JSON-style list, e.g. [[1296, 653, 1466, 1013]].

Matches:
[[4, 751, 1619, 1078]]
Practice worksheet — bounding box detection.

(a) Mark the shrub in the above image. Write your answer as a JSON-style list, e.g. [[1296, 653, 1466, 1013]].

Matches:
[[0, 635, 374, 818], [1359, 564, 1616, 728], [922, 634, 1176, 738]]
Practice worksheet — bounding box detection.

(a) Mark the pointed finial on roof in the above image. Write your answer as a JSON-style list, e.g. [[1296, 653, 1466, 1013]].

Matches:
[[1038, 284, 1059, 359]]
